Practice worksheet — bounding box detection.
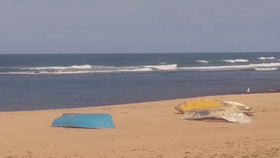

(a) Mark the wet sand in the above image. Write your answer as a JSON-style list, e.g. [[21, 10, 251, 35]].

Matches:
[[1, 93, 280, 158]]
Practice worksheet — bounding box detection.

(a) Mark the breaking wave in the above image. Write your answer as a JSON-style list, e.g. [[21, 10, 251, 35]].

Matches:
[[223, 59, 249, 63], [143, 64, 177, 70], [179, 62, 280, 71], [254, 68, 278, 71], [258, 57, 275, 60], [196, 60, 209, 63], [0, 64, 177, 75], [23, 64, 92, 70], [1, 62, 280, 75]]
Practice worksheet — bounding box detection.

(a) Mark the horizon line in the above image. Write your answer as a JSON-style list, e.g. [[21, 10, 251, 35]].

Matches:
[[1, 51, 280, 55]]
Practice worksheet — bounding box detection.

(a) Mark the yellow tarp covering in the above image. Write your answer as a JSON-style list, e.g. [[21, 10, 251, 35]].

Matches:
[[175, 99, 223, 113]]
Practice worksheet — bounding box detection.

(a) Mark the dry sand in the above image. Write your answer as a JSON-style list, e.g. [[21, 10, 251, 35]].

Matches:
[[1, 93, 280, 158]]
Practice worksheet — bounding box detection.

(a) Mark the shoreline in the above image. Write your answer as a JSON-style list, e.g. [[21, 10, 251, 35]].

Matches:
[[2, 91, 279, 113], [1, 93, 280, 157]]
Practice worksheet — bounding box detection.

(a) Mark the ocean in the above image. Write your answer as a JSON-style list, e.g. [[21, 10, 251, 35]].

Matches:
[[0, 52, 280, 111]]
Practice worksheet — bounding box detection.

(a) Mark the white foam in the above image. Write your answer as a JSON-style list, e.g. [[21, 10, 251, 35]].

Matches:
[[0, 64, 170, 75], [2, 62, 280, 75], [143, 64, 177, 70], [223, 59, 249, 63], [196, 60, 209, 63], [253, 62, 280, 67], [0, 70, 95, 75], [90, 65, 154, 73], [118, 67, 153, 72], [0, 72, 34, 75], [27, 66, 67, 70], [254, 68, 278, 71], [179, 62, 280, 71], [258, 57, 275, 60], [24, 64, 92, 70], [69, 65, 92, 69]]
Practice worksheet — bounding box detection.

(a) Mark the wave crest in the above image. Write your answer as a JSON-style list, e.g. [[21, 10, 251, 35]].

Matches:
[[254, 68, 278, 71], [223, 59, 248, 63], [0, 64, 178, 75], [2, 62, 280, 75], [196, 60, 209, 63], [26, 64, 92, 70], [143, 64, 177, 70], [179, 62, 280, 71], [258, 57, 275, 60]]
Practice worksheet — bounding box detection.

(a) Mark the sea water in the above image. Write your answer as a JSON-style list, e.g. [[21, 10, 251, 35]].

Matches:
[[0, 52, 280, 111]]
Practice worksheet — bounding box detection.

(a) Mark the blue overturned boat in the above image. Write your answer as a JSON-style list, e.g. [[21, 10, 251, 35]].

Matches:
[[52, 113, 114, 129]]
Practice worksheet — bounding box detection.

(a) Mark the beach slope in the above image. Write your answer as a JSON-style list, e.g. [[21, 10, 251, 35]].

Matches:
[[1, 93, 280, 158]]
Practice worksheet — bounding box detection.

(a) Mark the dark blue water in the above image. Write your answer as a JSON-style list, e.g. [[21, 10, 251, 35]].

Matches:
[[1, 53, 280, 111]]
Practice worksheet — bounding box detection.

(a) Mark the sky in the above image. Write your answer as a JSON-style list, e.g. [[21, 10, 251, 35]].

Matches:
[[1, 0, 280, 54]]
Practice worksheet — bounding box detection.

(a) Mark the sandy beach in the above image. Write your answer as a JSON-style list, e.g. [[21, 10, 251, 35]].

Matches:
[[1, 93, 280, 158]]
